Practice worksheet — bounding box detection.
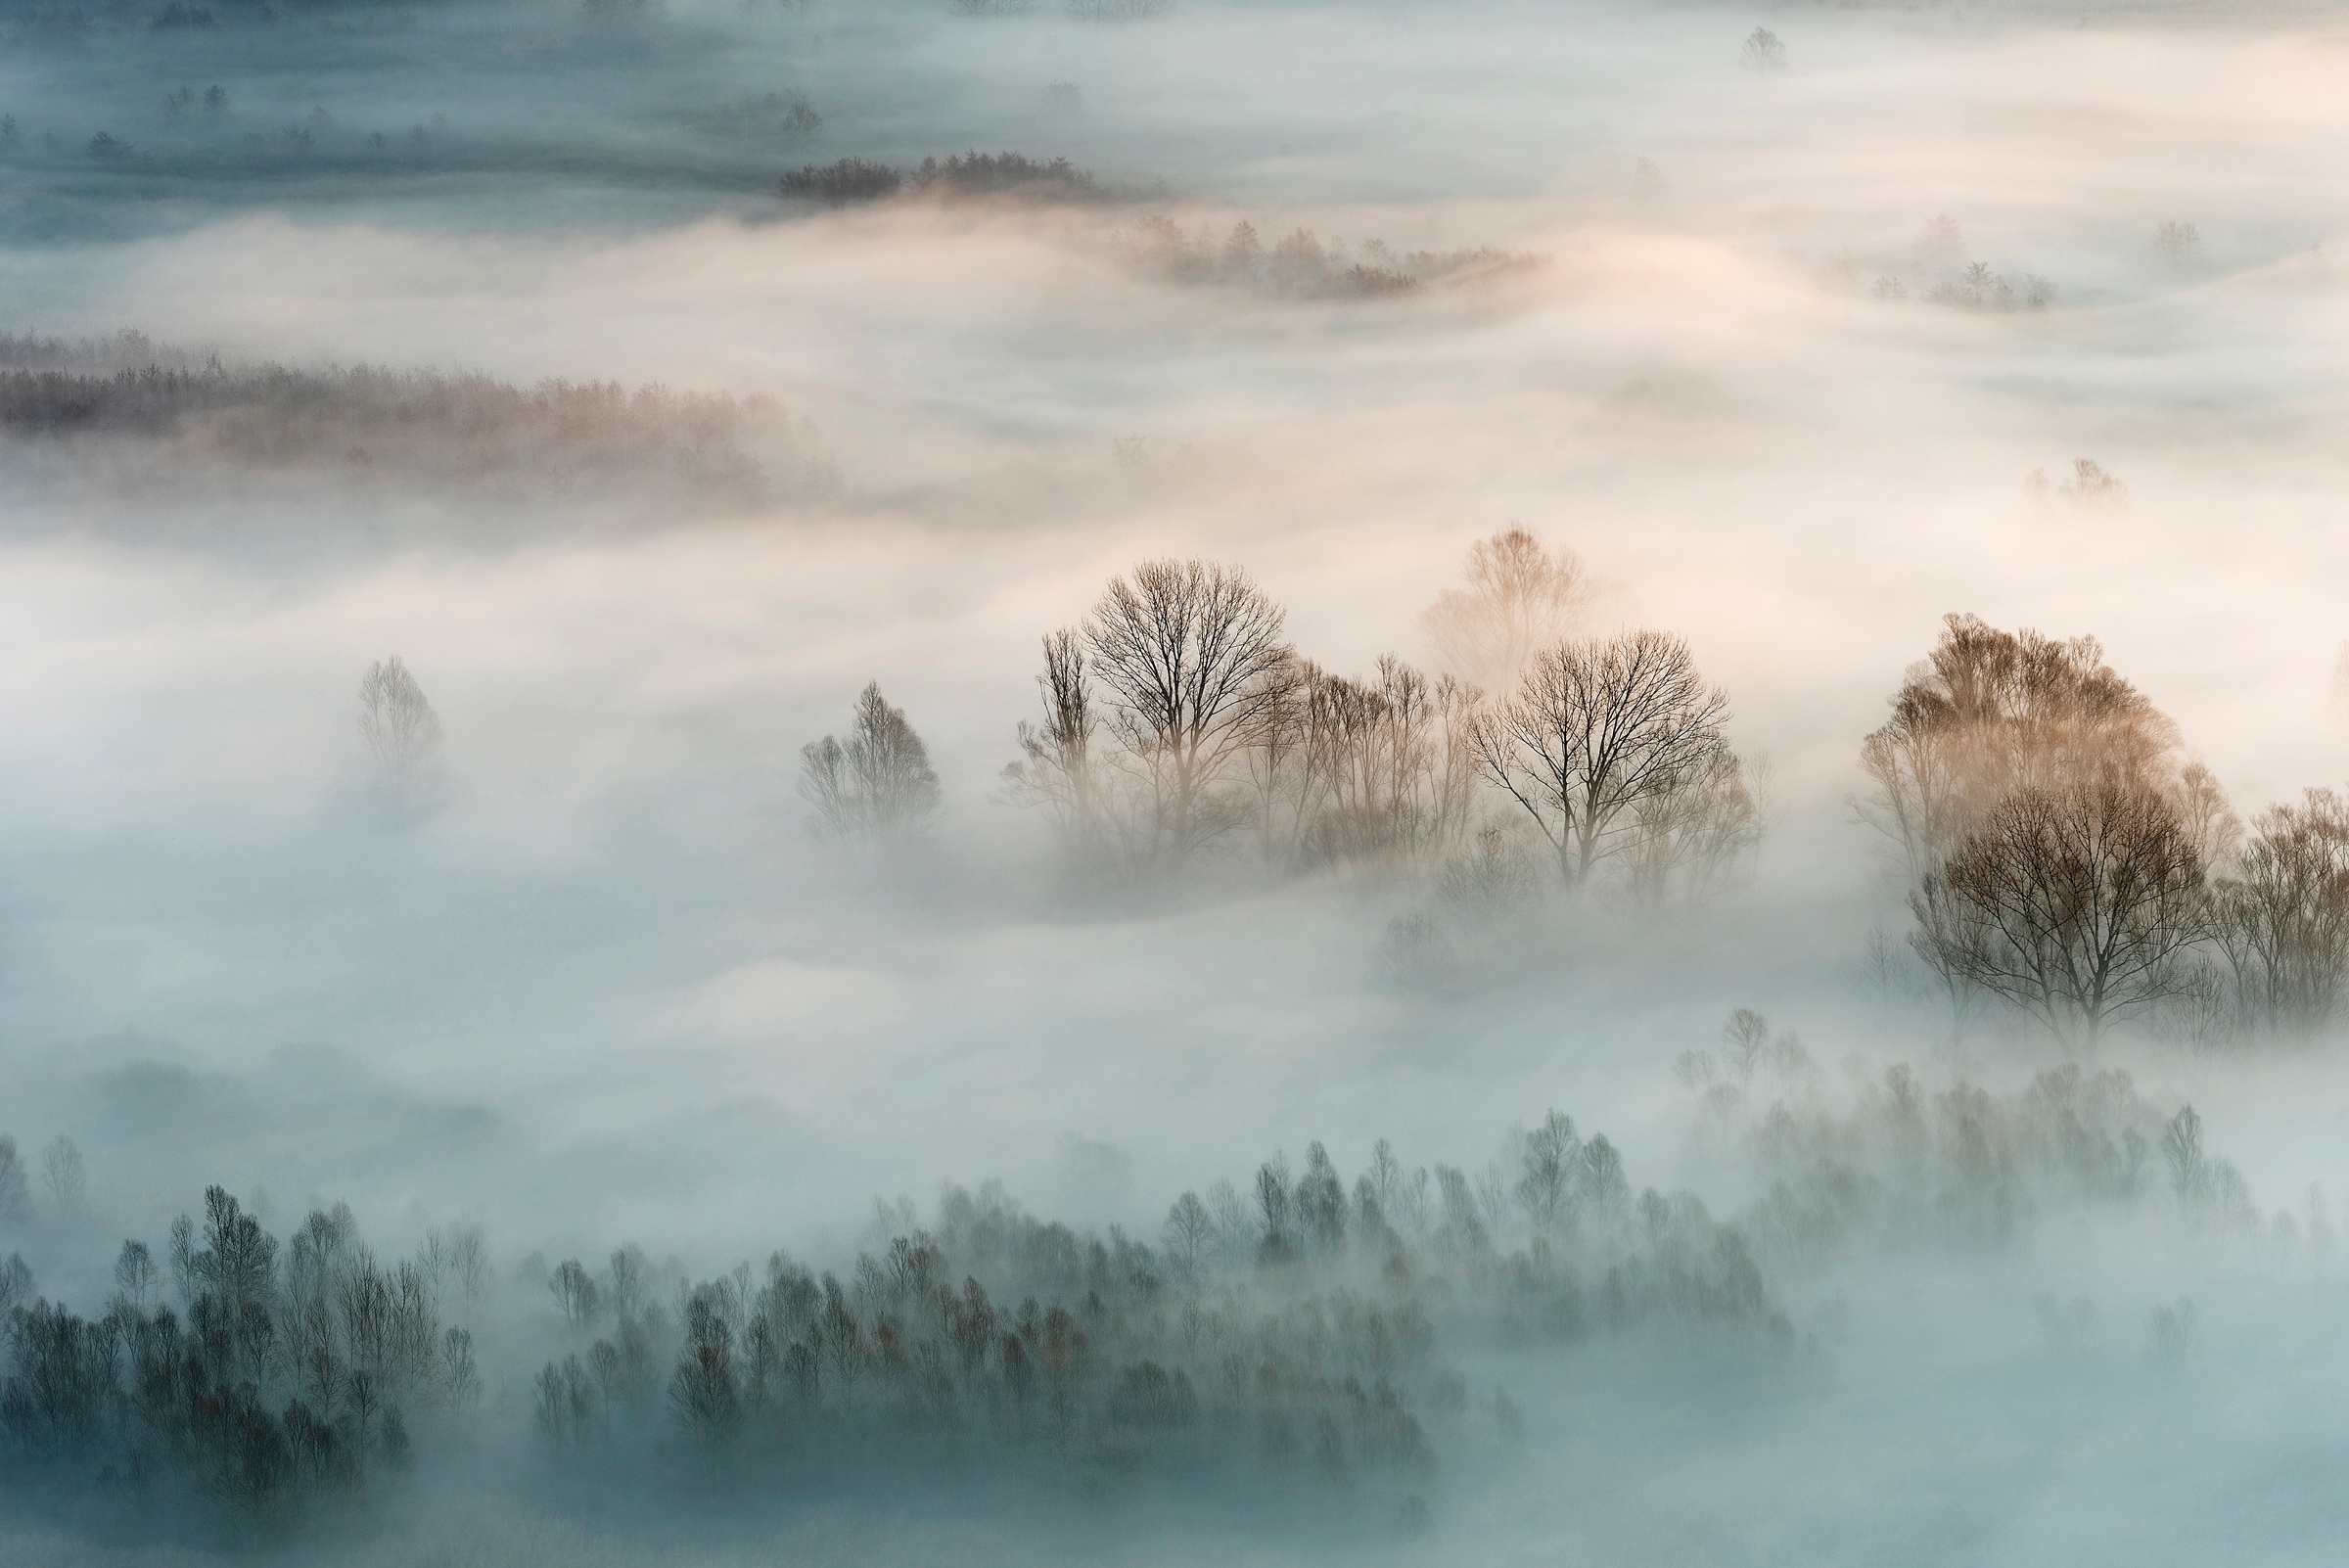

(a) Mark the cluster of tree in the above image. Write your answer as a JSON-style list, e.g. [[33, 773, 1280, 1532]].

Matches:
[[0, 332, 811, 509], [531, 1209, 1451, 1505], [1114, 217, 1543, 301], [1675, 1021, 2283, 1264], [779, 151, 1102, 206], [0, 1132, 89, 1223], [1865, 615, 2349, 1046], [2023, 458, 2129, 515], [998, 539, 1760, 901], [0, 1188, 485, 1526], [1169, 1122, 1792, 1352], [1864, 262, 2055, 311], [531, 1111, 1788, 1504], [1824, 215, 2058, 310], [800, 532, 1763, 924]]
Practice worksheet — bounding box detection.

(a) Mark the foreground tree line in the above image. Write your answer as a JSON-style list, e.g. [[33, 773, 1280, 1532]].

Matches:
[[803, 529, 1767, 908], [0, 1187, 485, 1524], [1864, 615, 2349, 1046], [0, 1106, 1792, 1536], [530, 1115, 1788, 1501], [1, 1056, 2275, 1539]]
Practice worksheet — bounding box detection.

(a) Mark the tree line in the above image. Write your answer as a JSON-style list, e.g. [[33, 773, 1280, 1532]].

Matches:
[[0, 1186, 485, 1532], [2, 1104, 1792, 1535], [1114, 216, 1544, 301], [0, 329, 815, 509], [804, 529, 1767, 911]]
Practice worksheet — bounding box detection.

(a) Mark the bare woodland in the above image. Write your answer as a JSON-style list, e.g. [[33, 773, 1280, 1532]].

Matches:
[[1864, 615, 2349, 1045], [984, 531, 1760, 909]]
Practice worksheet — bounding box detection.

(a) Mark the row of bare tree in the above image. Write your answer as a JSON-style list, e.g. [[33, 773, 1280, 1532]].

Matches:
[[1865, 614, 2349, 1045], [804, 530, 1766, 904]]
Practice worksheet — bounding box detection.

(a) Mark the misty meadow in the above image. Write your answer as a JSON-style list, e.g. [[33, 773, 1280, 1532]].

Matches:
[[3, 0, 2349, 1564]]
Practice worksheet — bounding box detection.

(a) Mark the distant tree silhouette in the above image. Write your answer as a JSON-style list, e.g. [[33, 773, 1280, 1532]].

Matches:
[[357, 657, 444, 790], [799, 682, 943, 845]]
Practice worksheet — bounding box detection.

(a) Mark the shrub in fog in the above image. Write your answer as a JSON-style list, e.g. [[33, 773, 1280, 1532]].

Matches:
[[1435, 825, 1538, 923], [799, 682, 944, 846], [1373, 913, 1462, 995]]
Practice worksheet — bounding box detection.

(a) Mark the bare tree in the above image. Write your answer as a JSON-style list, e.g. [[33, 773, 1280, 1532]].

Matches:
[[549, 1258, 601, 1329], [799, 682, 943, 845], [1860, 614, 2178, 882], [114, 1239, 158, 1311], [1741, 26, 1788, 71], [1864, 615, 2233, 1041], [1419, 526, 1591, 688], [1470, 630, 1745, 889], [0, 1136, 26, 1224], [1617, 745, 1765, 902], [358, 656, 444, 788], [2208, 789, 2349, 1038], [1161, 1191, 1215, 1277], [1912, 777, 2208, 1044], [40, 1136, 84, 1220], [1082, 559, 1294, 868], [998, 628, 1114, 864], [1251, 654, 1481, 872], [1437, 826, 1538, 923]]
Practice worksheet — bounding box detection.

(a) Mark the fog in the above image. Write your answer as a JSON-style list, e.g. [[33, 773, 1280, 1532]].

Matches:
[[2, 0, 2348, 1560]]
